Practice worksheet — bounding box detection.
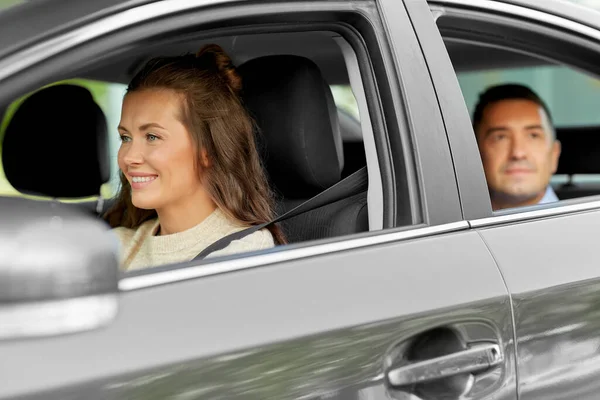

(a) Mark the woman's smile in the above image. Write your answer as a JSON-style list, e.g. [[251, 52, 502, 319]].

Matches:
[[130, 175, 157, 189], [127, 173, 158, 189]]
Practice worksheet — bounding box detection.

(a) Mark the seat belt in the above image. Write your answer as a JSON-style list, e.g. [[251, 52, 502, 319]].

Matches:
[[192, 166, 368, 261]]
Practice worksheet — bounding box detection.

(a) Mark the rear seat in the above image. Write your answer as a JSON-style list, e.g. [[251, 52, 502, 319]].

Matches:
[[2, 83, 111, 215], [554, 126, 600, 199]]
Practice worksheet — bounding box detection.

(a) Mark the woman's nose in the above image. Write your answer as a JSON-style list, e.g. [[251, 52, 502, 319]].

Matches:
[[121, 140, 144, 166]]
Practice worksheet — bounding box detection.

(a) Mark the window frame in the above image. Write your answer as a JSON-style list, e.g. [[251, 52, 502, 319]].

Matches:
[[0, 1, 405, 224], [0, 0, 463, 283], [415, 0, 600, 224]]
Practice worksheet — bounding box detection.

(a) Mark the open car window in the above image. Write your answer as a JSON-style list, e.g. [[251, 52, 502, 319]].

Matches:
[[0, 2, 430, 273], [436, 5, 600, 210]]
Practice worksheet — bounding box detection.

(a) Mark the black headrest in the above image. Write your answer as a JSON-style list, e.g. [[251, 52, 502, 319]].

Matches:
[[2, 84, 110, 198], [239, 55, 344, 198], [556, 126, 600, 175]]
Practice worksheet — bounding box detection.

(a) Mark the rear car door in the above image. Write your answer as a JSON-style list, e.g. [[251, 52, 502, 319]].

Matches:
[[410, 0, 600, 398], [0, 0, 516, 399]]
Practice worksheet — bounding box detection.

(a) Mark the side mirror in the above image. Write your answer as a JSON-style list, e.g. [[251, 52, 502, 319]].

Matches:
[[0, 197, 119, 340]]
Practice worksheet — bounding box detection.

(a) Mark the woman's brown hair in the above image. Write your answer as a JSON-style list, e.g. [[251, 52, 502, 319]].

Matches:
[[104, 44, 286, 245]]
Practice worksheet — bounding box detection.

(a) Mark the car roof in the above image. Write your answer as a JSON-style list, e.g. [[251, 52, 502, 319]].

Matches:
[[434, 0, 600, 73], [2, 0, 599, 61], [495, 0, 600, 30], [0, 0, 158, 60], [1, 0, 599, 86], [431, 0, 600, 31]]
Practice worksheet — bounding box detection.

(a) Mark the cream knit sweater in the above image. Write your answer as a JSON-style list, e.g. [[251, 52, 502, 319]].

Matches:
[[113, 208, 275, 271]]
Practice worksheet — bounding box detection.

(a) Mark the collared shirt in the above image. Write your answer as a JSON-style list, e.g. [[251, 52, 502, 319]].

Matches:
[[539, 186, 559, 204]]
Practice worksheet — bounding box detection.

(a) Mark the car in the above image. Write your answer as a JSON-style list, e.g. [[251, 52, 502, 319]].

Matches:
[[2, 0, 600, 399]]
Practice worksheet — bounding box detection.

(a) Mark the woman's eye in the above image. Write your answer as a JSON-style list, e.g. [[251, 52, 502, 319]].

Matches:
[[147, 133, 159, 142], [120, 135, 131, 143]]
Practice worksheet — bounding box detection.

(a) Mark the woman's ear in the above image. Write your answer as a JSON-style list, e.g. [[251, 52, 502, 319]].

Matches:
[[200, 148, 211, 168]]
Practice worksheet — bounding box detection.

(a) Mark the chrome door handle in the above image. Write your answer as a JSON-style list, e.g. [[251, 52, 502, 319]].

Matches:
[[387, 343, 502, 387]]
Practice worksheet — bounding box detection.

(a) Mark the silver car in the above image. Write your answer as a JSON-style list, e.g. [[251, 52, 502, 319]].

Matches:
[[1, 0, 600, 399]]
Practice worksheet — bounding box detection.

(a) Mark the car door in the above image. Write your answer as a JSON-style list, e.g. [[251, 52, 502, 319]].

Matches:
[[0, 0, 516, 399], [411, 0, 600, 399]]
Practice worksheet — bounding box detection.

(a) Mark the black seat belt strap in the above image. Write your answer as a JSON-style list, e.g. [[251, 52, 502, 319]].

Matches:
[[193, 166, 368, 261]]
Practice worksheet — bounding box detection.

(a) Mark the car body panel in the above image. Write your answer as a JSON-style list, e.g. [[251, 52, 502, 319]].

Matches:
[[0, 0, 156, 60], [496, 0, 600, 30], [476, 209, 600, 400], [0, 229, 515, 399], [430, 0, 600, 30], [425, 1, 600, 399], [10, 0, 600, 398]]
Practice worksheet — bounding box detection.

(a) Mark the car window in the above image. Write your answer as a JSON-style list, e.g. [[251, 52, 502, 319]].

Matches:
[[0, 78, 126, 199], [439, 24, 600, 210], [0, 19, 423, 273], [456, 64, 600, 191]]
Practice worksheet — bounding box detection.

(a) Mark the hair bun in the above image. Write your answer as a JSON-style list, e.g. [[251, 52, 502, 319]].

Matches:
[[195, 44, 242, 93]]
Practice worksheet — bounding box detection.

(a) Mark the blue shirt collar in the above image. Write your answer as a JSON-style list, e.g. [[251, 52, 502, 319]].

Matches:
[[538, 186, 559, 204]]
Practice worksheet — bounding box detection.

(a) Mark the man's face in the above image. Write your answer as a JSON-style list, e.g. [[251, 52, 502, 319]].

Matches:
[[476, 99, 561, 210]]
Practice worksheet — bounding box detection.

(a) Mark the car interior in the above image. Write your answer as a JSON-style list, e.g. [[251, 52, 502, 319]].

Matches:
[[0, 30, 373, 253], [2, 27, 600, 262]]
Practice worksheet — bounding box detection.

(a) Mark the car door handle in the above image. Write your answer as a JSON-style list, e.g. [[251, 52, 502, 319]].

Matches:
[[387, 343, 502, 387]]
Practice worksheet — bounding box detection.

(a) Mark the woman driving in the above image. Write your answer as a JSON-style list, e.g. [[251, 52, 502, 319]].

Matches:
[[105, 44, 284, 270]]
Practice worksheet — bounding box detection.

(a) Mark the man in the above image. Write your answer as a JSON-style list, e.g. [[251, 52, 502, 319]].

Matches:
[[473, 84, 561, 210]]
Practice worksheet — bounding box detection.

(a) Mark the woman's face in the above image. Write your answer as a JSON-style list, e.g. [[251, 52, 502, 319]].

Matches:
[[117, 89, 205, 211]]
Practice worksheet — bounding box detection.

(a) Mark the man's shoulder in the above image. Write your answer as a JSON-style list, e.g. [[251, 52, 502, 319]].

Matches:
[[539, 186, 559, 204]]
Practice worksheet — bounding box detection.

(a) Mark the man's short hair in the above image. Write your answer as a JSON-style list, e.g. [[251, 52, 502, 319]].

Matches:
[[473, 84, 554, 138]]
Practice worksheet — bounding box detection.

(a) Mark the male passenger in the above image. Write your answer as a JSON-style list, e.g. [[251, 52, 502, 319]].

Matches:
[[473, 84, 561, 210]]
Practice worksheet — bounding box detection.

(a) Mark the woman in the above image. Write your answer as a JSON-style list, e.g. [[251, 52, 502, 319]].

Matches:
[[105, 44, 285, 270]]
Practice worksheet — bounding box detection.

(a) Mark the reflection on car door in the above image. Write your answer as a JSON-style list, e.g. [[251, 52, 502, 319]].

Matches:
[[1, 227, 517, 400], [474, 209, 600, 400], [409, 0, 600, 397]]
